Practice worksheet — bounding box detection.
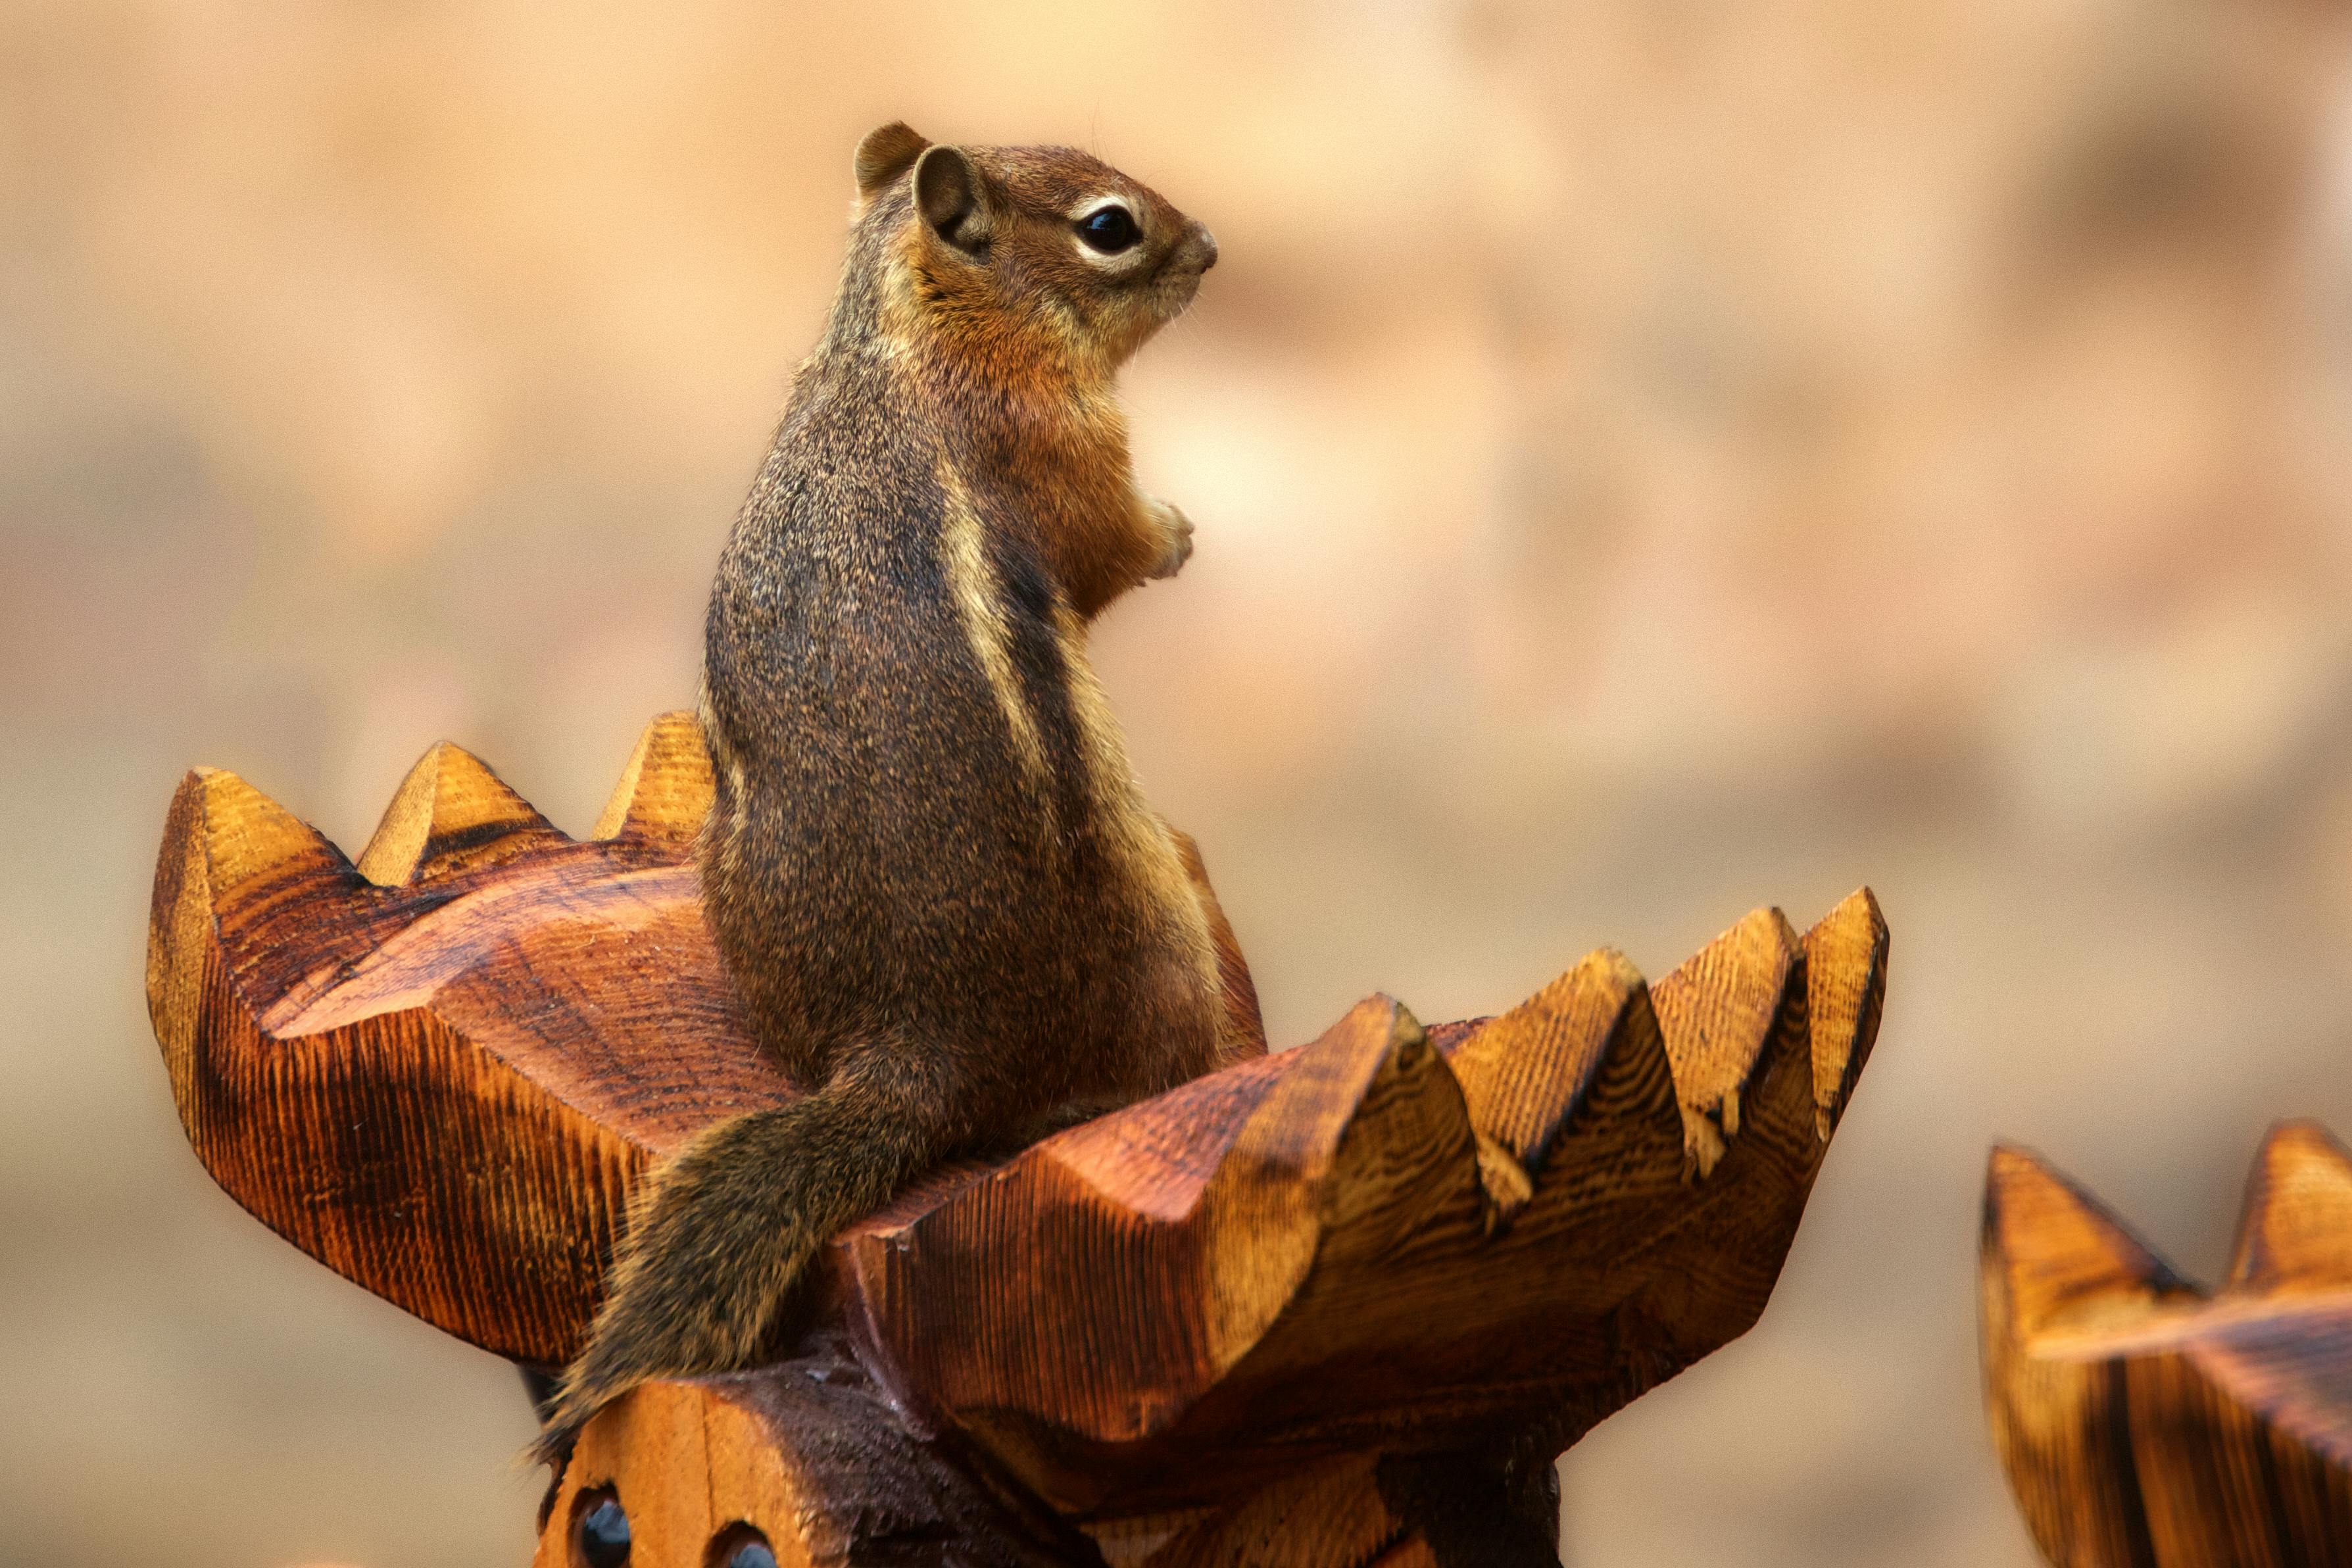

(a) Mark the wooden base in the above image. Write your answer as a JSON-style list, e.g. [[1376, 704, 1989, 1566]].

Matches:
[[533, 1332, 1106, 1568]]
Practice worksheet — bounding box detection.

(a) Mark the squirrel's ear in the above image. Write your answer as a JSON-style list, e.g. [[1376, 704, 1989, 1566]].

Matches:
[[914, 145, 991, 257], [853, 122, 929, 198]]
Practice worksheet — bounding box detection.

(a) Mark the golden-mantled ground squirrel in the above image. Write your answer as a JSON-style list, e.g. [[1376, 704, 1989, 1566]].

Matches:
[[535, 123, 1263, 1453]]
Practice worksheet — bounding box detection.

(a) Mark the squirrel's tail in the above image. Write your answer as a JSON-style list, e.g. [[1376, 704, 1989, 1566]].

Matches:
[[529, 1073, 937, 1464]]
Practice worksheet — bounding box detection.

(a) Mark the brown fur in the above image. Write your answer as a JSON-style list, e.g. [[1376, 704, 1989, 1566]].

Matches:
[[534, 123, 1250, 1457]]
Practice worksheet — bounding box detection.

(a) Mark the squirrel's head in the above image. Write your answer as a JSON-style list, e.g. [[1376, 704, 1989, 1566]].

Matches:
[[850, 122, 1218, 375]]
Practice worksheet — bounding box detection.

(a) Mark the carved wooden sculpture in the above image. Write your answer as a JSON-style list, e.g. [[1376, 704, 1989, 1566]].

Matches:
[[147, 712, 1890, 1567], [1981, 1125, 2352, 1567]]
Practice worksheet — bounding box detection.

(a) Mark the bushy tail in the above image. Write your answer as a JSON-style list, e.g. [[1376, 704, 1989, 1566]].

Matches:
[[530, 1076, 935, 1463]]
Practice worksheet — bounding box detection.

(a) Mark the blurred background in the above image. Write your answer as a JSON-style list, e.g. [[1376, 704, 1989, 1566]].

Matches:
[[6, 0, 2352, 1562]]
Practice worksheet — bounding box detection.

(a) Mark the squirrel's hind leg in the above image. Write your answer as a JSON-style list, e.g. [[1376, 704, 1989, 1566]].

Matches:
[[529, 1073, 941, 1462]]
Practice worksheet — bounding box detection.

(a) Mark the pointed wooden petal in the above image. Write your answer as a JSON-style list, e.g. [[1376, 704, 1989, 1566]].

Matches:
[[1069, 995, 1490, 1492], [147, 768, 351, 1095], [1300, 998, 1482, 1272], [1445, 948, 1648, 1178], [840, 995, 1481, 1511], [1803, 887, 1888, 1140], [356, 741, 562, 885], [1516, 968, 1686, 1244], [145, 754, 785, 1365], [1979, 1147, 2194, 1568], [1982, 1145, 2192, 1345], [1651, 906, 1803, 1176], [188, 764, 349, 892], [592, 710, 715, 850], [2226, 1121, 2352, 1296], [1982, 1141, 2352, 1565], [1587, 911, 1826, 1363], [1546, 979, 1682, 1167]]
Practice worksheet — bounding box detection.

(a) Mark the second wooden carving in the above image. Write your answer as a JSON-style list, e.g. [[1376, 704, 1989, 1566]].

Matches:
[[1982, 1123, 2352, 1566]]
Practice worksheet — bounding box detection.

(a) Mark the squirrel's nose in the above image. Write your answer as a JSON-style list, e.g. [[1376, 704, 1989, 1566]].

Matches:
[[1192, 224, 1218, 272]]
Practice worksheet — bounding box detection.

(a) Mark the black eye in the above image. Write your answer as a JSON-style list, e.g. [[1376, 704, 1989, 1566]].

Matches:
[[1077, 205, 1141, 253], [577, 1490, 631, 1568]]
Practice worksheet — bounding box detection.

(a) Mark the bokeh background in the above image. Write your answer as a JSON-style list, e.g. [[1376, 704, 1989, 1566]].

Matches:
[[7, 1, 2352, 1563]]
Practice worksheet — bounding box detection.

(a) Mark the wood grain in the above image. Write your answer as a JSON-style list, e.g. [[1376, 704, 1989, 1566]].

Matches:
[[552, 889, 1885, 1563], [1982, 1124, 2352, 1566], [147, 712, 794, 1363], [143, 718, 1888, 1563], [816, 887, 1880, 1543]]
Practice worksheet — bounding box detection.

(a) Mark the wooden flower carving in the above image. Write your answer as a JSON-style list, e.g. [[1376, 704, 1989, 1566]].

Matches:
[[147, 712, 1889, 1566]]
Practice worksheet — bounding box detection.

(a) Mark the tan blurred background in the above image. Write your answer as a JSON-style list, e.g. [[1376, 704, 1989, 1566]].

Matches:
[[7, 0, 2352, 1562]]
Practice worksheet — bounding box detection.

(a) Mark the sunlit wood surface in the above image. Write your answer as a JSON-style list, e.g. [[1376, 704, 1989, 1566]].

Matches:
[[147, 714, 1889, 1566]]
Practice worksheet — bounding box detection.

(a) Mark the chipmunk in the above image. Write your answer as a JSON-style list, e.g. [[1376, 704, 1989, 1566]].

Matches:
[[533, 122, 1262, 1455]]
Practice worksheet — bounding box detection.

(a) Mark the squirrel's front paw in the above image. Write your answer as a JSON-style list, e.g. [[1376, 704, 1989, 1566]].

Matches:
[[1147, 500, 1195, 580]]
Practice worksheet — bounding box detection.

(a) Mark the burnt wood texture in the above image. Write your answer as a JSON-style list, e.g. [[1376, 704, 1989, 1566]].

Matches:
[[147, 712, 1891, 1566], [1982, 1124, 2352, 1567]]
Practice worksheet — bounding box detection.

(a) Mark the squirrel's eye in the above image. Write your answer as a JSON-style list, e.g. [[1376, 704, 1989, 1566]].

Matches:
[[1077, 206, 1142, 254]]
